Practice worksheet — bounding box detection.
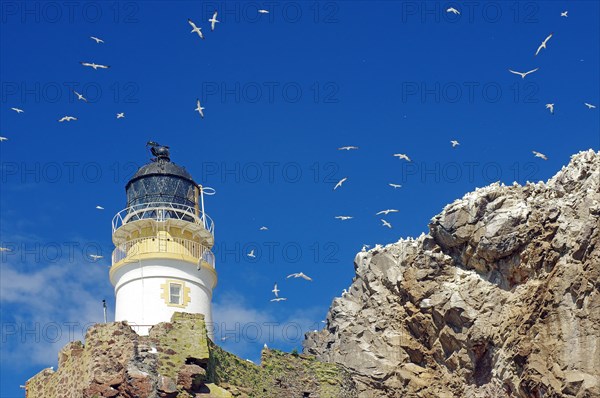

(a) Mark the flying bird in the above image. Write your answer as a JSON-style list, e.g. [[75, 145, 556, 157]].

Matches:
[[258, 9, 269, 14], [195, 99, 205, 118], [247, 249, 256, 258], [561, 11, 568, 17], [532, 151, 548, 160], [287, 272, 313, 281], [272, 283, 279, 297], [388, 183, 402, 189], [446, 7, 460, 15], [73, 91, 88, 102], [508, 68, 539, 79], [381, 219, 392, 228], [333, 177, 347, 190], [188, 19, 204, 39], [209, 11, 219, 31], [393, 153, 411, 161], [376, 209, 398, 215], [270, 297, 287, 302], [11, 107, 24, 113], [81, 62, 110, 70], [335, 216, 353, 220], [0, 137, 7, 142], [90, 36, 104, 43], [89, 254, 103, 260], [116, 112, 125, 119], [259, 226, 268, 230], [545, 103, 555, 114], [58, 116, 77, 122], [96, 205, 104, 210], [535, 33, 553, 56], [220, 336, 229, 342], [584, 103, 596, 109], [338, 146, 358, 151], [451, 140, 460, 147]]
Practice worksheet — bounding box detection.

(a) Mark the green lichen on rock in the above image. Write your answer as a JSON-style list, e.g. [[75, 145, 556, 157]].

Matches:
[[149, 311, 210, 380], [203, 383, 234, 397], [207, 341, 268, 395], [260, 349, 358, 398], [207, 343, 357, 397]]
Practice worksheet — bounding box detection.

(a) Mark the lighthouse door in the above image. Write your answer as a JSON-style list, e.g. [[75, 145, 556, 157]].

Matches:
[[158, 235, 168, 252], [157, 223, 168, 253]]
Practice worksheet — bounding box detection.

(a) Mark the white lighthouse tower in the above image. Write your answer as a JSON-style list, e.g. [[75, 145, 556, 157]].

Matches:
[[110, 143, 216, 337]]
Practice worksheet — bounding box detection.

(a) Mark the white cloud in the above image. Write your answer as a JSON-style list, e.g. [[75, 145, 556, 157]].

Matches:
[[211, 291, 326, 362], [0, 259, 112, 368]]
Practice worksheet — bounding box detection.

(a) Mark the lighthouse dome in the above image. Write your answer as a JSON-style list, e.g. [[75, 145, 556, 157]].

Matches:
[[125, 147, 197, 208]]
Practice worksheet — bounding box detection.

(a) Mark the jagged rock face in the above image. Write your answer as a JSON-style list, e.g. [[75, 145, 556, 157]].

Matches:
[[304, 150, 600, 398]]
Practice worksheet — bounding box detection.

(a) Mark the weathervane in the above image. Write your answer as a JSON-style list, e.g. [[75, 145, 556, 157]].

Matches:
[[146, 141, 170, 162]]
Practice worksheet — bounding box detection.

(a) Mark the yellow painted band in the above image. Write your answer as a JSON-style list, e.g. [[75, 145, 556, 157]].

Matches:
[[109, 253, 217, 288]]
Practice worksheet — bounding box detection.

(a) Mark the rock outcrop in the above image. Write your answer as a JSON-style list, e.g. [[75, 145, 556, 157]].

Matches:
[[26, 313, 357, 397], [304, 150, 600, 397]]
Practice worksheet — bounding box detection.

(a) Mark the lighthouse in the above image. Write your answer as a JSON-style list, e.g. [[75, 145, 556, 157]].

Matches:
[[110, 143, 216, 337]]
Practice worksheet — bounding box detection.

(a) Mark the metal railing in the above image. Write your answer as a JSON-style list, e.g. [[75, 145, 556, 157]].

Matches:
[[112, 202, 214, 235], [112, 236, 215, 269]]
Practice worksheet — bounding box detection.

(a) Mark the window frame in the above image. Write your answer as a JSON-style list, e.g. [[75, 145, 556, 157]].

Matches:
[[169, 282, 182, 305]]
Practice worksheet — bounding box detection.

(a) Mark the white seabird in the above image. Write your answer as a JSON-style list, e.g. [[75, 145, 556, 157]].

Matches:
[[535, 33, 553, 56], [188, 19, 204, 39], [508, 68, 539, 79], [80, 62, 110, 70], [195, 99, 205, 118], [209, 11, 219, 31], [333, 177, 347, 190], [287, 272, 313, 281]]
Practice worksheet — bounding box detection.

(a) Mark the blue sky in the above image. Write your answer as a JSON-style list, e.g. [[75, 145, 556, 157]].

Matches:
[[1, 1, 599, 396]]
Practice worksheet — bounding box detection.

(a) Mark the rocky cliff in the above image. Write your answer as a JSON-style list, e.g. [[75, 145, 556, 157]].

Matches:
[[304, 150, 600, 397], [26, 313, 357, 397]]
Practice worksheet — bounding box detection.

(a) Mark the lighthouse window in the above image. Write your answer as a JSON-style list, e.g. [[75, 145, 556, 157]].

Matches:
[[161, 279, 190, 308], [169, 283, 182, 305]]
